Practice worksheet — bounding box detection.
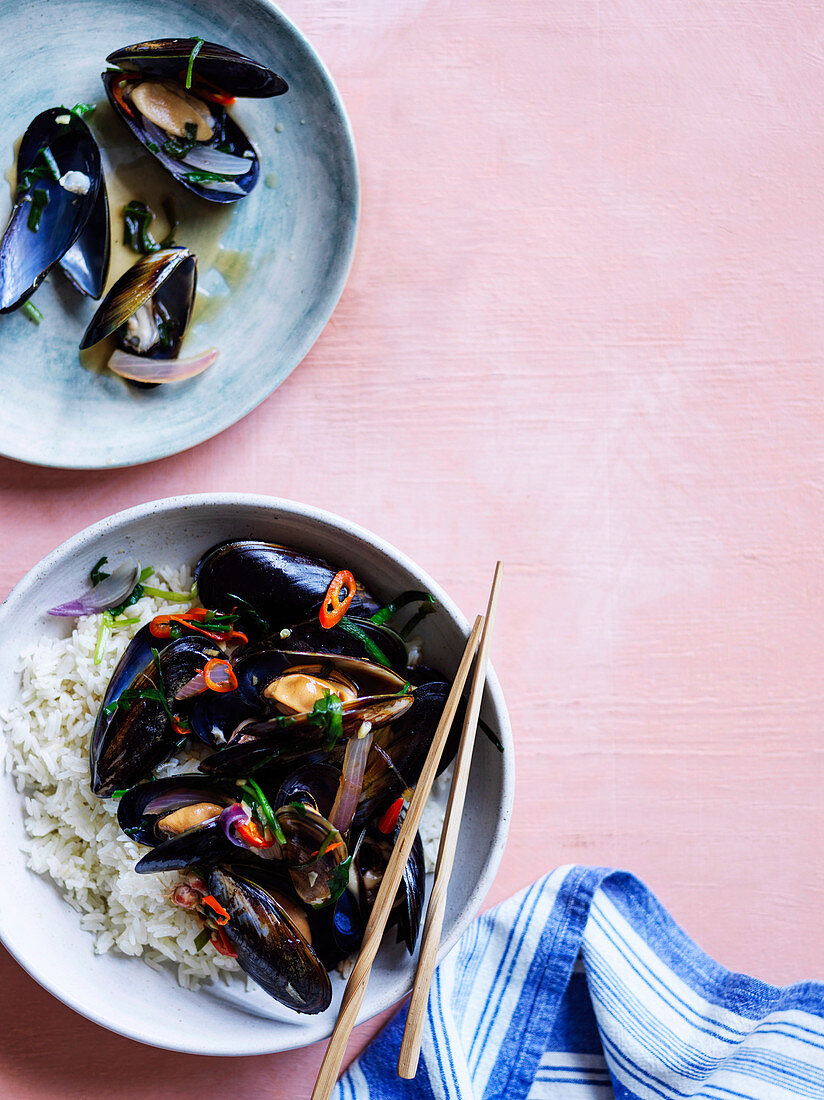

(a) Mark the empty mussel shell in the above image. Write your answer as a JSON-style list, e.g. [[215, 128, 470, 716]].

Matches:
[[0, 108, 107, 312]]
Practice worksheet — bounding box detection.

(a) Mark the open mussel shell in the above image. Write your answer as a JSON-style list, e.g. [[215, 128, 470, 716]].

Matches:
[[234, 648, 406, 710], [91, 634, 223, 796], [353, 681, 447, 831], [208, 866, 331, 1013], [59, 172, 110, 298], [0, 108, 105, 312], [117, 774, 237, 845], [103, 71, 260, 203], [107, 39, 288, 98], [189, 687, 257, 746], [80, 246, 195, 354], [275, 762, 340, 820], [275, 803, 348, 909], [134, 818, 244, 874], [279, 616, 410, 675], [195, 541, 380, 634], [357, 827, 424, 955]]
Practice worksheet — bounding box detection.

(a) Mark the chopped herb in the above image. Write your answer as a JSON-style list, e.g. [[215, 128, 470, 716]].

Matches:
[[27, 187, 49, 231], [185, 37, 205, 90], [122, 200, 161, 254], [307, 691, 344, 750], [194, 927, 212, 952], [145, 140, 160, 154], [161, 121, 198, 161], [141, 583, 192, 602], [184, 169, 232, 184], [112, 789, 128, 800], [287, 799, 309, 817], [69, 103, 95, 117], [21, 301, 42, 324], [94, 611, 113, 666], [16, 164, 51, 194], [107, 566, 153, 617], [224, 592, 269, 635], [337, 618, 391, 668], [40, 146, 60, 181], [370, 590, 435, 627], [328, 855, 353, 904], [240, 779, 286, 845], [104, 654, 173, 723], [90, 556, 110, 586]]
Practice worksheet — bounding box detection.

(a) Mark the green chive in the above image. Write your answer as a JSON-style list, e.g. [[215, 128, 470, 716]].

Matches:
[[21, 301, 42, 324], [27, 188, 49, 231], [194, 927, 212, 951], [40, 146, 60, 181], [90, 556, 110, 586], [185, 37, 205, 89]]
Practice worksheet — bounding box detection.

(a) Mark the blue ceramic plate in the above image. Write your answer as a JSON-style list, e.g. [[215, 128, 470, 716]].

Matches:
[[0, 0, 358, 468]]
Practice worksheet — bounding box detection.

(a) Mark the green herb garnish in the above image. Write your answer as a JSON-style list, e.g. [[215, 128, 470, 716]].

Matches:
[[40, 146, 59, 181], [90, 556, 110, 586], [145, 140, 160, 154], [161, 121, 198, 161], [112, 789, 128, 800], [240, 779, 286, 845], [183, 169, 232, 184], [69, 103, 95, 117], [328, 855, 353, 904], [16, 165, 50, 194], [194, 927, 212, 952], [185, 37, 205, 90], [104, 650, 173, 723], [122, 200, 162, 254], [307, 690, 344, 750], [336, 618, 391, 668], [21, 301, 42, 325], [27, 187, 49, 231], [370, 590, 434, 627]]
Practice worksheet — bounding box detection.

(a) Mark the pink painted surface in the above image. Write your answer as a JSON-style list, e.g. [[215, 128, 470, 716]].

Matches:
[[2, 0, 823, 1093]]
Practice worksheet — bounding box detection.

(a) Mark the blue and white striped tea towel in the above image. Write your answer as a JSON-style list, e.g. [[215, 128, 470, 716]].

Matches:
[[334, 866, 824, 1099]]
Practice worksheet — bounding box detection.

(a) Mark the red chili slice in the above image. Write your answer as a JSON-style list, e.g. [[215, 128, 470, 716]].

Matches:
[[202, 895, 230, 926], [235, 820, 276, 849], [202, 658, 238, 694], [149, 608, 248, 645], [377, 796, 405, 834], [211, 928, 237, 957], [319, 570, 356, 629]]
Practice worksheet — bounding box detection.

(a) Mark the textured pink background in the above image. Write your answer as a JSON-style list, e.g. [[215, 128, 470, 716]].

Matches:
[[2, 0, 824, 1094]]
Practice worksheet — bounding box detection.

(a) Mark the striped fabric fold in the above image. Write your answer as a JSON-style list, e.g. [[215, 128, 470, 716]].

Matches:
[[333, 866, 824, 1099]]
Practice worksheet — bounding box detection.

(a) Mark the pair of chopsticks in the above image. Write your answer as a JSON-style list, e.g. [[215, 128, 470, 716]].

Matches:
[[311, 563, 503, 1099]]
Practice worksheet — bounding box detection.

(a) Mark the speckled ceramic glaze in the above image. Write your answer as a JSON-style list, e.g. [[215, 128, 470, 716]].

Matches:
[[0, 1, 358, 468]]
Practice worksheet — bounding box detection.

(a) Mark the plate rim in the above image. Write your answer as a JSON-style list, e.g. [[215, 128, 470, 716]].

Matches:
[[0, 0, 360, 470], [0, 493, 514, 1054]]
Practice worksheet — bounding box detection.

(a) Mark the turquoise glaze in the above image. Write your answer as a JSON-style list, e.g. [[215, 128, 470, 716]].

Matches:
[[0, 0, 358, 468]]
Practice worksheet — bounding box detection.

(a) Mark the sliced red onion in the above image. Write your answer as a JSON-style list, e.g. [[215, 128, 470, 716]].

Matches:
[[181, 146, 256, 177], [219, 803, 250, 848], [108, 347, 219, 384], [48, 562, 140, 617], [175, 671, 208, 701], [329, 727, 374, 833]]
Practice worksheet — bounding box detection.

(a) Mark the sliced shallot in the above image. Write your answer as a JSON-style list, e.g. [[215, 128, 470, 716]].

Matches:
[[108, 346, 219, 384], [329, 725, 374, 833], [48, 561, 140, 617]]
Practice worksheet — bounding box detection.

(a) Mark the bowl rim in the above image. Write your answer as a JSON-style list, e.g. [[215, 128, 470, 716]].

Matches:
[[0, 493, 514, 1053], [0, 0, 361, 470]]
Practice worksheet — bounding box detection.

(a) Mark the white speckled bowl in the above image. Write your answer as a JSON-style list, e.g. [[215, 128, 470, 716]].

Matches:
[[0, 0, 358, 468], [0, 496, 513, 1054]]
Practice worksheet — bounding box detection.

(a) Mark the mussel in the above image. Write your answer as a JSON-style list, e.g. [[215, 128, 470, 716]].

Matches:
[[104, 38, 287, 203], [91, 634, 224, 795], [79, 246, 218, 385], [208, 866, 331, 1013], [195, 541, 380, 634], [0, 108, 109, 312]]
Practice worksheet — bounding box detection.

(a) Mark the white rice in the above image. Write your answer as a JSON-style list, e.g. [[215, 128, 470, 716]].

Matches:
[[1, 567, 445, 992]]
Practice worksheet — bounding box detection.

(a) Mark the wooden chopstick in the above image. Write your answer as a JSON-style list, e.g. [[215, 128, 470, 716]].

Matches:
[[397, 562, 503, 1078], [311, 614, 485, 1100]]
